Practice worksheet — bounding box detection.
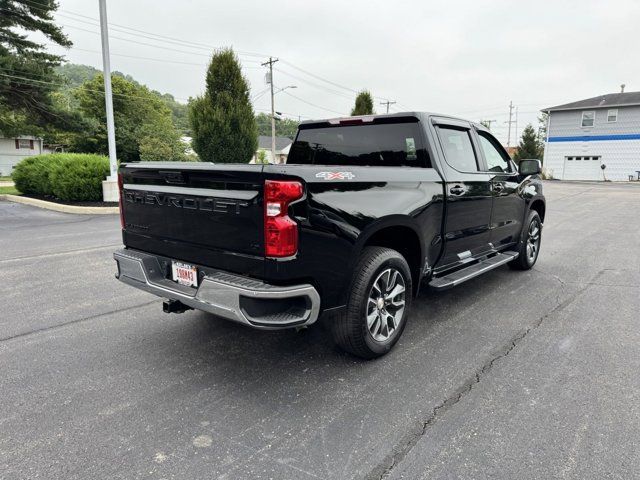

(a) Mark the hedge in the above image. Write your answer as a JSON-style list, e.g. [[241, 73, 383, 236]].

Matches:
[[12, 155, 61, 196], [12, 153, 110, 202]]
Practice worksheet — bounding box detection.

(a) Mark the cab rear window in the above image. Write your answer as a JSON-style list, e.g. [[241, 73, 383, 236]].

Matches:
[[288, 121, 430, 167]]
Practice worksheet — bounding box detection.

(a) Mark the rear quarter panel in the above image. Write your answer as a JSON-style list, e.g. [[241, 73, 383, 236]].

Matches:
[[263, 164, 444, 310]]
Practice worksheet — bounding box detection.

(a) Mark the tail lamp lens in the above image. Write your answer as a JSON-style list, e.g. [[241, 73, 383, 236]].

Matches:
[[264, 180, 303, 257], [117, 173, 125, 229]]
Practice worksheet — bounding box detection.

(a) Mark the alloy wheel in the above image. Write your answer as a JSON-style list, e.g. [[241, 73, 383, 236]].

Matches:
[[366, 268, 406, 342], [526, 219, 541, 263]]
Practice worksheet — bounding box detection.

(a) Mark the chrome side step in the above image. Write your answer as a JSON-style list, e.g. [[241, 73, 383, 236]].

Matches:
[[428, 251, 519, 291]]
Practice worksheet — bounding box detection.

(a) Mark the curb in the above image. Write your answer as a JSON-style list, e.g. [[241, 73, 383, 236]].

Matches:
[[0, 194, 119, 215]]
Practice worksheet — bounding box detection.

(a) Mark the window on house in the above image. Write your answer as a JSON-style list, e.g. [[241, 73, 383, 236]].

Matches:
[[16, 139, 32, 149], [581, 111, 595, 127], [607, 109, 618, 122]]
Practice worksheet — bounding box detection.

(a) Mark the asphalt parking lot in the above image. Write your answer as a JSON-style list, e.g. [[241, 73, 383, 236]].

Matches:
[[1, 181, 639, 479]]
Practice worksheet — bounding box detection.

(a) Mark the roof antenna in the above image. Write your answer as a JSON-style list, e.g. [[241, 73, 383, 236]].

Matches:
[[620, 83, 626, 93]]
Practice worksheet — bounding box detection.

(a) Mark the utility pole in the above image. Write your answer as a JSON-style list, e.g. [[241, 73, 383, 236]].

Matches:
[[480, 119, 497, 130], [98, 0, 118, 201], [514, 106, 519, 145], [505, 101, 515, 148], [380, 100, 396, 114], [262, 57, 279, 163]]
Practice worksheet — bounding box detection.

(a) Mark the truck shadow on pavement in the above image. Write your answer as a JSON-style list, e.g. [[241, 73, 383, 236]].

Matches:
[[137, 264, 524, 374]]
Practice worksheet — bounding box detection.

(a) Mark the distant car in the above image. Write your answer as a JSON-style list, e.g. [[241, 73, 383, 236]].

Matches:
[[114, 112, 545, 358]]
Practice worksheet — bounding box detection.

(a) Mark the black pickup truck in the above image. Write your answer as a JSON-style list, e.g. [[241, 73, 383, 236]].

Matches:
[[114, 112, 545, 358]]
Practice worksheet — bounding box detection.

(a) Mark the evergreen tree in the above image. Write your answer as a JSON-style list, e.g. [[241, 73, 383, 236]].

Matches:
[[0, 0, 75, 136], [351, 90, 374, 116], [513, 124, 543, 162], [189, 49, 257, 163]]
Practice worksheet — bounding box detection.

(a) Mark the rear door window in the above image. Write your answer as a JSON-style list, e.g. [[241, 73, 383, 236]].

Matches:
[[437, 126, 479, 172], [287, 121, 430, 167]]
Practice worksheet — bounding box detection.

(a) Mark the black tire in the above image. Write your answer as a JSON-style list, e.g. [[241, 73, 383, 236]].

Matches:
[[508, 210, 542, 270], [330, 247, 412, 359]]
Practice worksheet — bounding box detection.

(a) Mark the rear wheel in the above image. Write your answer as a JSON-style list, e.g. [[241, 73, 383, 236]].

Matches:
[[330, 247, 412, 359], [509, 210, 542, 270]]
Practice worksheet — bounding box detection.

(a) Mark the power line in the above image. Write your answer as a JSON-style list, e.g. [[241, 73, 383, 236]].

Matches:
[[0, 72, 190, 102], [251, 86, 271, 102], [56, 23, 227, 59], [14, 0, 406, 119], [279, 59, 391, 102], [54, 15, 263, 64], [281, 90, 345, 116], [17, 0, 269, 58], [274, 68, 354, 101], [44, 43, 263, 69]]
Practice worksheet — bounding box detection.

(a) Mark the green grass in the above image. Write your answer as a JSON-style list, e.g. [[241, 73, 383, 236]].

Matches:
[[0, 176, 13, 182], [0, 186, 20, 195]]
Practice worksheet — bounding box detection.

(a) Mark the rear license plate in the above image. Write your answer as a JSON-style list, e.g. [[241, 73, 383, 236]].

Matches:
[[171, 261, 198, 287]]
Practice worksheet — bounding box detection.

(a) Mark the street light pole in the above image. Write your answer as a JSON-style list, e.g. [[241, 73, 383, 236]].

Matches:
[[98, 0, 118, 201], [261, 57, 279, 163]]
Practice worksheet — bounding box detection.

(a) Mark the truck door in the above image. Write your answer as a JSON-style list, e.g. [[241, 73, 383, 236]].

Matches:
[[433, 121, 494, 269], [474, 128, 525, 247]]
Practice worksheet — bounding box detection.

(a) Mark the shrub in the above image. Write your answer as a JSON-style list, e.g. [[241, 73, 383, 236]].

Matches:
[[12, 153, 110, 201], [12, 155, 62, 195], [49, 154, 110, 201]]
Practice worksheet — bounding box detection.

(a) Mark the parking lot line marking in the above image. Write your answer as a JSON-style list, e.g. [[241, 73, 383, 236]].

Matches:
[[0, 244, 122, 264], [0, 299, 158, 344]]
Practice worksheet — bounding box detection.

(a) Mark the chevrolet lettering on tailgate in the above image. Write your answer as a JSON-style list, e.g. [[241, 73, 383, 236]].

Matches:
[[124, 191, 249, 214]]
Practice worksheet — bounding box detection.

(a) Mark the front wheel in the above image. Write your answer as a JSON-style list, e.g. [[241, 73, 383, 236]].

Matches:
[[509, 210, 542, 270], [330, 247, 412, 359]]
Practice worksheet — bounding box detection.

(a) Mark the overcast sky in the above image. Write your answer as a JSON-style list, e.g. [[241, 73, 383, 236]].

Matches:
[[47, 0, 640, 144]]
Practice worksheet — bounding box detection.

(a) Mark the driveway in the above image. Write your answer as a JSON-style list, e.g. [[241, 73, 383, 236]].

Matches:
[[0, 181, 638, 479]]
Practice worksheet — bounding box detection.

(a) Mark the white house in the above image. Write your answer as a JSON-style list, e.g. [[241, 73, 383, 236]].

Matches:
[[542, 90, 640, 181], [250, 135, 293, 164], [0, 135, 46, 176]]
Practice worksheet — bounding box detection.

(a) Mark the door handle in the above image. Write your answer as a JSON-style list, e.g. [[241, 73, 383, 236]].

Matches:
[[449, 185, 465, 196], [493, 182, 505, 192]]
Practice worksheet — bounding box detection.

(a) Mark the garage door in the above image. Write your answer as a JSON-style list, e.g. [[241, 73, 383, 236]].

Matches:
[[563, 156, 602, 180]]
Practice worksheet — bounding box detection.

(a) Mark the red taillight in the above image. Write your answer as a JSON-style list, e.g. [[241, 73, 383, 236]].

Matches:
[[117, 173, 125, 230], [264, 180, 303, 258]]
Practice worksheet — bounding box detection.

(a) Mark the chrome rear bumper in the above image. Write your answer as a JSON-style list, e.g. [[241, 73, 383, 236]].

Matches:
[[114, 248, 320, 329]]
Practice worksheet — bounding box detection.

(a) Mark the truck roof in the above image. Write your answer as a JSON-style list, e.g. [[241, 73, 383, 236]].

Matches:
[[299, 111, 487, 131]]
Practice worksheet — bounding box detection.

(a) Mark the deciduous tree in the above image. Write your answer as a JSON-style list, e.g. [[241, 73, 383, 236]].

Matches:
[[73, 74, 185, 162]]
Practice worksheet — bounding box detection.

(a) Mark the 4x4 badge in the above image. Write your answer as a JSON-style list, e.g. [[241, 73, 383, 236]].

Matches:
[[315, 171, 355, 180]]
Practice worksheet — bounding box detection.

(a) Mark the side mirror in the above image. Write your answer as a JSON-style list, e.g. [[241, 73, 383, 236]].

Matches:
[[518, 159, 542, 176]]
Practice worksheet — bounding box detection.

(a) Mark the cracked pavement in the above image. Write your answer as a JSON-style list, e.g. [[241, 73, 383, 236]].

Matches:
[[1, 181, 639, 479]]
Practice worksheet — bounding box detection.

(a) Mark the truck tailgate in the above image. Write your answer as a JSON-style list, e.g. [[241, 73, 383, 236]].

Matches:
[[120, 163, 265, 277]]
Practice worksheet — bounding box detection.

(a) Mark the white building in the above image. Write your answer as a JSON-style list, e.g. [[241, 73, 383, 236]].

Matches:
[[542, 90, 640, 181], [0, 135, 45, 176], [250, 135, 293, 164]]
